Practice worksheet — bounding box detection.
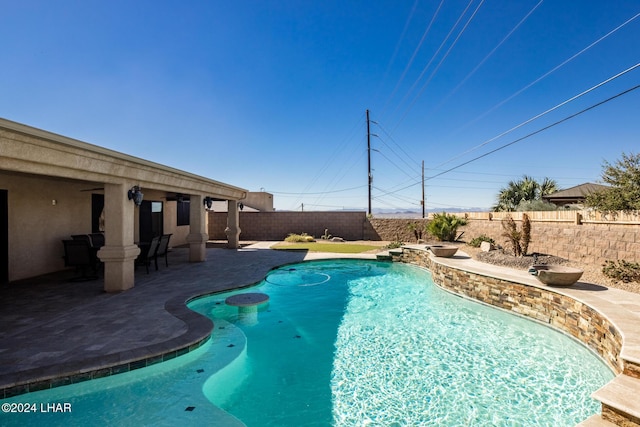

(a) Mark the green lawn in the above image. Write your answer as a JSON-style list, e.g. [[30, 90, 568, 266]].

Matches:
[[271, 242, 382, 254]]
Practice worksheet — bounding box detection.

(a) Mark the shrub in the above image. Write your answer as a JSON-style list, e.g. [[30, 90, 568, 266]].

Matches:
[[385, 241, 404, 249], [426, 213, 468, 242], [468, 235, 495, 248], [285, 233, 315, 243], [602, 260, 640, 283]]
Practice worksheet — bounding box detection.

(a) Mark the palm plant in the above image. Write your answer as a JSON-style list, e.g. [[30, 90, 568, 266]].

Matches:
[[426, 212, 468, 242], [494, 175, 559, 212]]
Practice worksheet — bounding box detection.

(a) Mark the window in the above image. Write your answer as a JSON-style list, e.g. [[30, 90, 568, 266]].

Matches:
[[177, 200, 190, 226]]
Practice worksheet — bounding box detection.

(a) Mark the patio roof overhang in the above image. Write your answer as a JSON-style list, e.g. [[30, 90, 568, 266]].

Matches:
[[1, 117, 248, 292], [0, 118, 247, 202]]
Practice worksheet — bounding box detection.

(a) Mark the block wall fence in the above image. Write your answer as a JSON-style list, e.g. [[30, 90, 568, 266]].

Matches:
[[459, 214, 640, 267], [208, 211, 640, 265], [208, 211, 379, 241]]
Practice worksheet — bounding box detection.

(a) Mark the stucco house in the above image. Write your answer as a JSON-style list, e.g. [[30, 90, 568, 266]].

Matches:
[[0, 118, 247, 292], [542, 182, 609, 208]]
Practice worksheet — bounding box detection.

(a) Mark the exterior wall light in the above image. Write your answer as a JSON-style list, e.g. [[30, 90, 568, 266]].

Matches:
[[203, 196, 213, 210], [128, 186, 144, 206]]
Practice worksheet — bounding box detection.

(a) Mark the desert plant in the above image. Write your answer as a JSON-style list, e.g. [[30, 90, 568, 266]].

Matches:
[[407, 222, 423, 242], [426, 213, 468, 242], [521, 213, 531, 255], [500, 214, 532, 257], [468, 235, 495, 248], [320, 229, 332, 240], [602, 260, 640, 283], [285, 233, 315, 243], [501, 217, 522, 256]]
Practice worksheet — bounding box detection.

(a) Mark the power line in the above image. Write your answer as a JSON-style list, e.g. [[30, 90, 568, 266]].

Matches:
[[374, 0, 422, 109], [288, 112, 365, 209], [427, 83, 640, 180], [380, 0, 445, 117], [432, 62, 640, 170], [373, 121, 422, 174], [393, 0, 486, 131], [271, 185, 367, 195], [447, 10, 640, 137], [389, 0, 475, 126], [430, 0, 544, 113]]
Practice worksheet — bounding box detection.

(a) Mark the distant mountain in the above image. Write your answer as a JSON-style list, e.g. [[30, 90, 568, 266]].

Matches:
[[372, 207, 490, 215]]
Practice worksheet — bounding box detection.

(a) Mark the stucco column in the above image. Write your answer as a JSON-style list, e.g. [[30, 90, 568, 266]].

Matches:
[[186, 194, 208, 262], [225, 200, 241, 249], [97, 183, 141, 293]]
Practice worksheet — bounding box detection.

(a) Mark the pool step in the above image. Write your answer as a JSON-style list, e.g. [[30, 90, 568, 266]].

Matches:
[[590, 373, 640, 426], [376, 251, 392, 261], [577, 414, 618, 427]]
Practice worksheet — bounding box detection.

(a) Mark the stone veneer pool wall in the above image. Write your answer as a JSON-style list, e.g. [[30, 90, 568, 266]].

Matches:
[[392, 247, 626, 375]]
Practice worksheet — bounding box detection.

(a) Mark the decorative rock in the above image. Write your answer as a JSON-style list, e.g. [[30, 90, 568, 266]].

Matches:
[[331, 237, 345, 242], [480, 241, 495, 252]]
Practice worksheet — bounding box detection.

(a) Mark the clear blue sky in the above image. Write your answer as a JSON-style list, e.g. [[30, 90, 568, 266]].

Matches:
[[2, 1, 639, 212]]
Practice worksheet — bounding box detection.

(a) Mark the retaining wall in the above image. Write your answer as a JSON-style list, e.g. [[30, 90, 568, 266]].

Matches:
[[392, 247, 625, 375], [392, 246, 640, 426]]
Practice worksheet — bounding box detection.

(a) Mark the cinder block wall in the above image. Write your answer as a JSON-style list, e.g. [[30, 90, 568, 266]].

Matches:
[[209, 211, 371, 241], [208, 212, 640, 265], [460, 219, 640, 265]]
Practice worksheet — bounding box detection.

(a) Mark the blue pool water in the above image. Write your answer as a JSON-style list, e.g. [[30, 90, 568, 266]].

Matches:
[[1, 260, 613, 426]]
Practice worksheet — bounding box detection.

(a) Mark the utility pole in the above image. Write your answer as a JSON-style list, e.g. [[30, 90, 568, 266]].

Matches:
[[367, 109, 372, 216], [422, 160, 425, 218]]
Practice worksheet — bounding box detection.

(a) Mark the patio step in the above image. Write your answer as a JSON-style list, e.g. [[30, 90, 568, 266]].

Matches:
[[591, 373, 640, 426]]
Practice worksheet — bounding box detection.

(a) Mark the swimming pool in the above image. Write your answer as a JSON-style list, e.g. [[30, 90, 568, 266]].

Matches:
[[1, 260, 612, 426]]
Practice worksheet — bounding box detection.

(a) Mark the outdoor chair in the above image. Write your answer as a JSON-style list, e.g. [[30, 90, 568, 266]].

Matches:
[[62, 239, 99, 281], [136, 236, 160, 274], [154, 234, 172, 270]]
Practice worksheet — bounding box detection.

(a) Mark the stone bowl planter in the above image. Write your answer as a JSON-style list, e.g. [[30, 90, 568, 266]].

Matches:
[[427, 245, 458, 258], [529, 264, 584, 286]]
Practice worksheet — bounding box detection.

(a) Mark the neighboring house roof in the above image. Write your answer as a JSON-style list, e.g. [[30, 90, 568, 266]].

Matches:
[[542, 182, 609, 204]]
